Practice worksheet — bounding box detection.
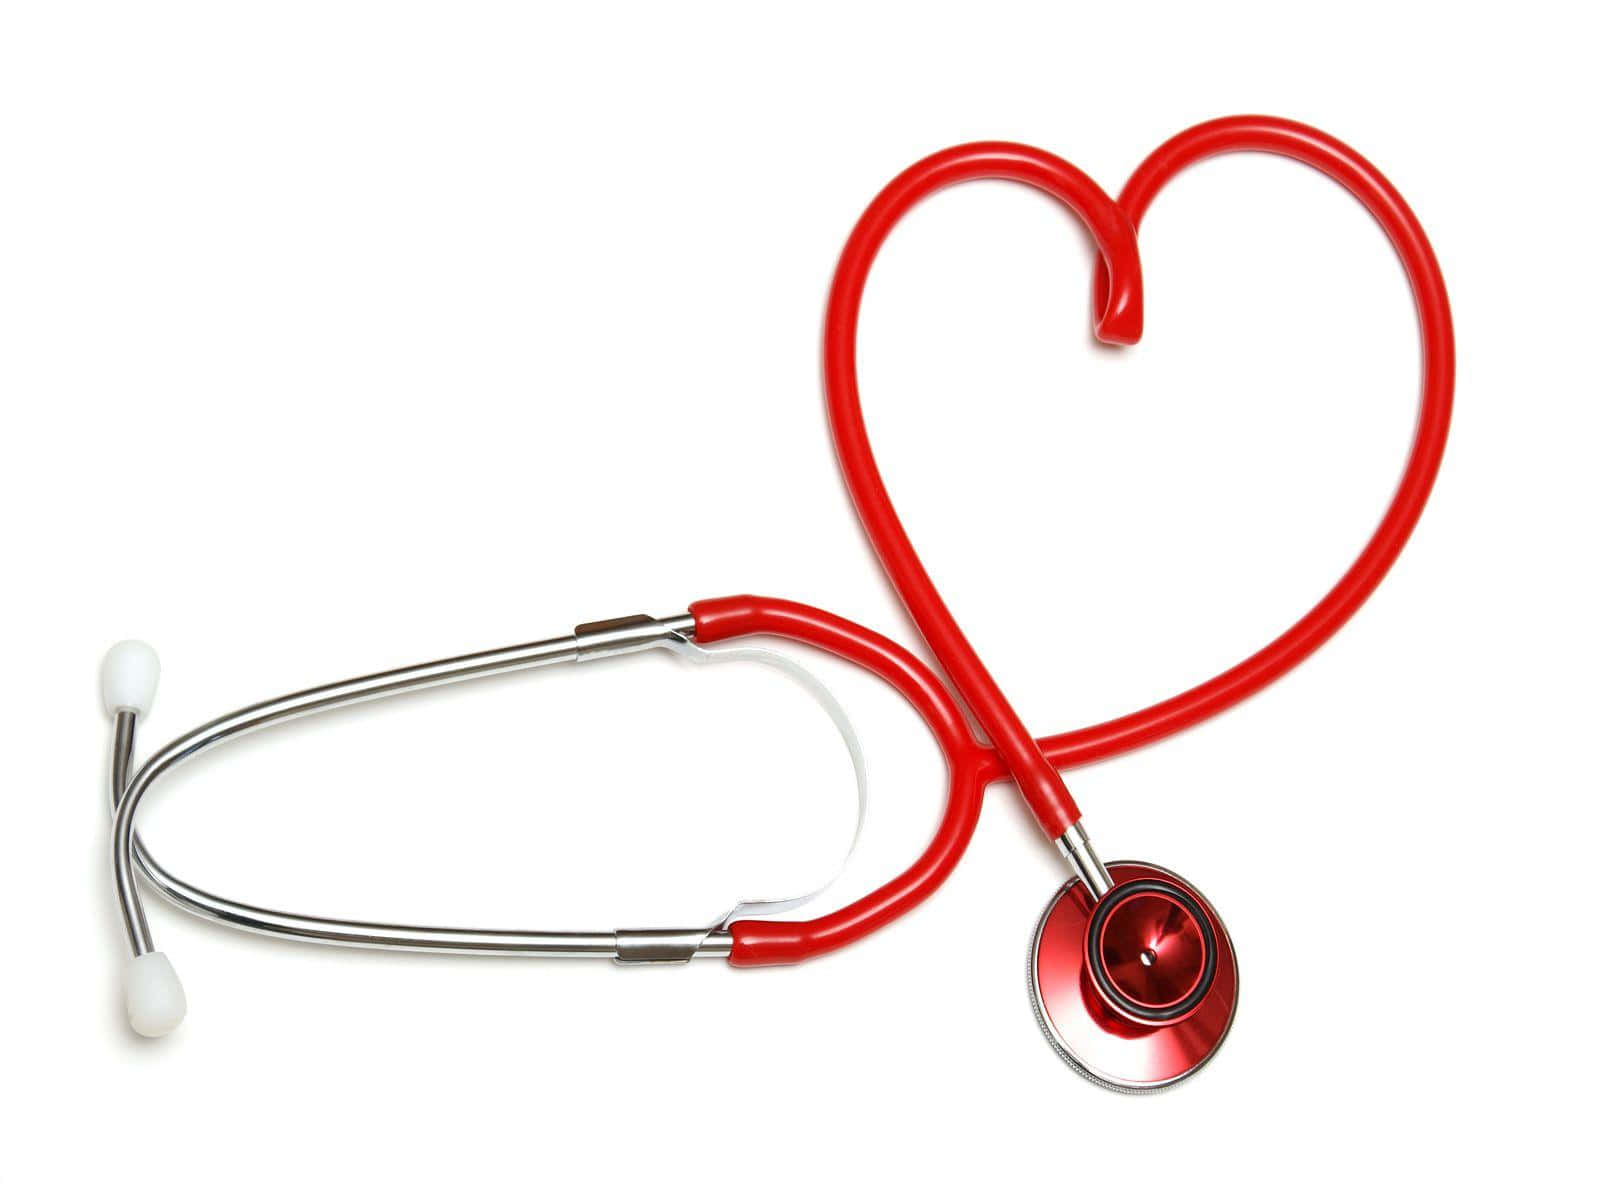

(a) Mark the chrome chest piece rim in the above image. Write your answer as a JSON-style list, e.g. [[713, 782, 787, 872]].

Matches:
[[1027, 861, 1239, 1093]]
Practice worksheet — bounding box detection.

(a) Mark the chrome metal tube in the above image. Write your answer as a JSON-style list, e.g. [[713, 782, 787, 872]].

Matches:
[[107, 614, 733, 961], [1056, 821, 1114, 900]]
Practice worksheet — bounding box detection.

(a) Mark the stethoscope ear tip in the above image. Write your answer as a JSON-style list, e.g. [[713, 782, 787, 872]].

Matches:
[[102, 641, 159, 719], [124, 951, 186, 1038]]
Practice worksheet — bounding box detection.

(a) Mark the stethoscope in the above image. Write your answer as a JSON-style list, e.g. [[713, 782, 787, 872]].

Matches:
[[101, 114, 1452, 1090]]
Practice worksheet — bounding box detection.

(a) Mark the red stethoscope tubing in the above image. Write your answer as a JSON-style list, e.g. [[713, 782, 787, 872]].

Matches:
[[825, 114, 1453, 834], [822, 142, 1143, 838], [717, 115, 1453, 965], [1050, 116, 1455, 779], [692, 595, 987, 965]]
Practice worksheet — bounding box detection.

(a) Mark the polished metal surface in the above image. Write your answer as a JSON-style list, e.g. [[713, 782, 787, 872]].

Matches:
[[106, 613, 736, 962], [1055, 821, 1114, 899], [1091, 883, 1211, 1020], [574, 613, 696, 660], [615, 929, 734, 963]]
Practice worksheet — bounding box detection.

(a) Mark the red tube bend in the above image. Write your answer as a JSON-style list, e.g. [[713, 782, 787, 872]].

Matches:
[[690, 596, 987, 967], [1028, 115, 1455, 777], [823, 143, 1145, 840]]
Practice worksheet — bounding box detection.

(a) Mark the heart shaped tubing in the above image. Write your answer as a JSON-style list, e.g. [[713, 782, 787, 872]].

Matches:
[[823, 116, 1453, 836], [823, 141, 1145, 838]]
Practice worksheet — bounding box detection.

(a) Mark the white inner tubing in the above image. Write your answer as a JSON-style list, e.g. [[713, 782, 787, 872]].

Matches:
[[662, 637, 867, 928]]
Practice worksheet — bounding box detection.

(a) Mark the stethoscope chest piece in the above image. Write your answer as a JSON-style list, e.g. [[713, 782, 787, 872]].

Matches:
[[1029, 863, 1238, 1091]]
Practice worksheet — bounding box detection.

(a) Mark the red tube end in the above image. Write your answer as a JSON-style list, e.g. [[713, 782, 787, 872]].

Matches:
[[1093, 277, 1143, 346]]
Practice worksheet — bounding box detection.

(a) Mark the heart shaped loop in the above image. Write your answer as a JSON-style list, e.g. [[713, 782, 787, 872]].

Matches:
[[824, 117, 1453, 838], [823, 141, 1146, 838]]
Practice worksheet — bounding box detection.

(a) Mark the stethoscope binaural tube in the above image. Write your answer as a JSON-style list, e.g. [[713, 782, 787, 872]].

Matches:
[[103, 603, 992, 1033]]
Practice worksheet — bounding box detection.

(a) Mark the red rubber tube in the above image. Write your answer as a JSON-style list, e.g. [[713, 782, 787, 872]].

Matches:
[[689, 596, 987, 966], [1017, 115, 1455, 778], [823, 116, 1453, 826], [719, 116, 1452, 965], [822, 142, 1145, 838]]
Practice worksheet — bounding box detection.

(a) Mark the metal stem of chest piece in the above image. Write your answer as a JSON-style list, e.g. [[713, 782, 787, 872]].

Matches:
[[1056, 822, 1114, 899]]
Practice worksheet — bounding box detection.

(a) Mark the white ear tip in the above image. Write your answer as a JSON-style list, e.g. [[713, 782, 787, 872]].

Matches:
[[101, 640, 160, 717], [123, 952, 186, 1038]]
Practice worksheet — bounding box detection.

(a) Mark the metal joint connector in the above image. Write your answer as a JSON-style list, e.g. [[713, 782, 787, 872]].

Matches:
[[1056, 821, 1114, 900], [614, 928, 734, 964], [573, 613, 696, 662]]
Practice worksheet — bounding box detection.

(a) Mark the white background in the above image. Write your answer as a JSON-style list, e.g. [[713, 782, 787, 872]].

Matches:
[[3, 2, 1594, 1194]]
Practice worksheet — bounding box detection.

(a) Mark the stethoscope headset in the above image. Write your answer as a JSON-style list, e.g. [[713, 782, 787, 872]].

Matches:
[[101, 114, 1451, 1090]]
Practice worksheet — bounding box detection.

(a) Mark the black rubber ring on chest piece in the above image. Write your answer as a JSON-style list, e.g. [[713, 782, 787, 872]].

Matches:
[[1085, 878, 1219, 1025]]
